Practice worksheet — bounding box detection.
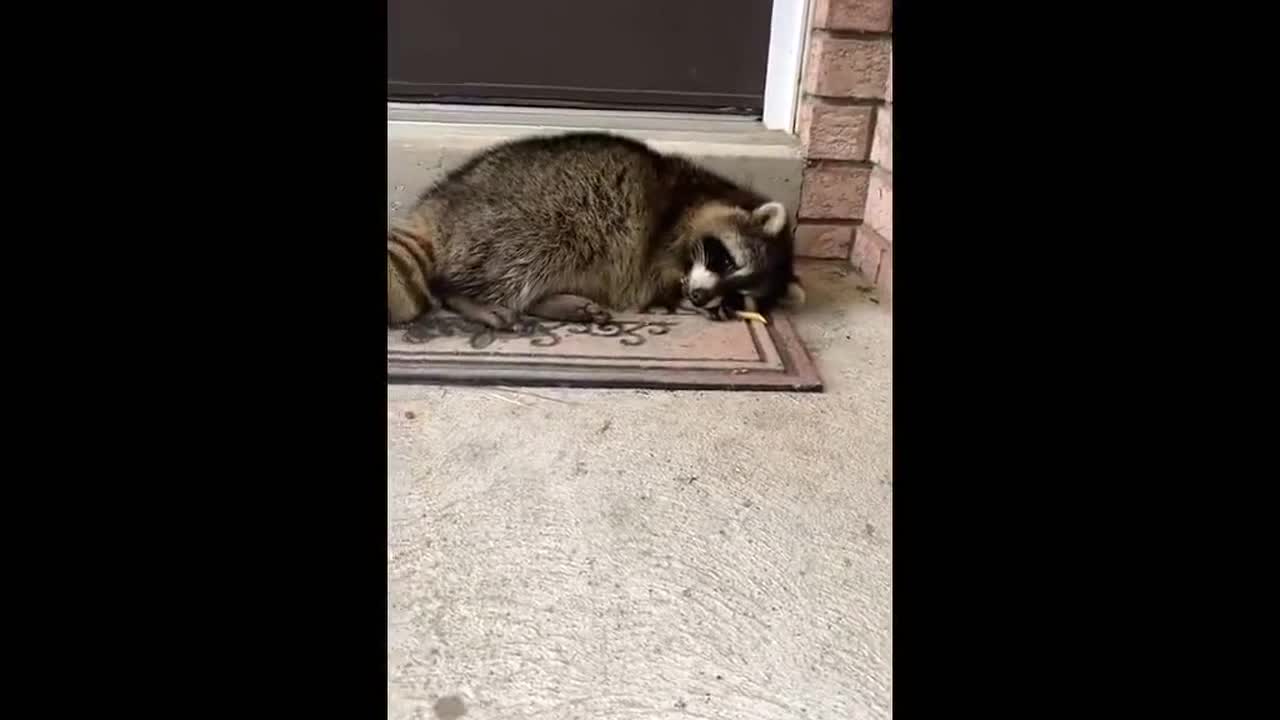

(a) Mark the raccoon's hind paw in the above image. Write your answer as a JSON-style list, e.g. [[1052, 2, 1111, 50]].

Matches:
[[474, 305, 520, 330], [443, 295, 521, 330]]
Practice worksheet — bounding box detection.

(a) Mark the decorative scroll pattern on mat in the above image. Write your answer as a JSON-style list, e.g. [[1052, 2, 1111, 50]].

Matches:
[[397, 310, 699, 350]]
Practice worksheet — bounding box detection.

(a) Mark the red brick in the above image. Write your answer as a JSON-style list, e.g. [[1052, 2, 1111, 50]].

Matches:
[[812, 0, 892, 32], [799, 164, 870, 220], [798, 100, 873, 160], [795, 223, 854, 259], [864, 167, 892, 244], [851, 224, 890, 284], [803, 35, 891, 98], [870, 104, 892, 172]]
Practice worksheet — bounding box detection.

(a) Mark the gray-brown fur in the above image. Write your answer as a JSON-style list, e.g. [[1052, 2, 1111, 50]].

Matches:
[[387, 132, 802, 327]]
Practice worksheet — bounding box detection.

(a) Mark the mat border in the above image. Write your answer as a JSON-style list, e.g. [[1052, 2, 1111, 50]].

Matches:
[[386, 311, 822, 392]]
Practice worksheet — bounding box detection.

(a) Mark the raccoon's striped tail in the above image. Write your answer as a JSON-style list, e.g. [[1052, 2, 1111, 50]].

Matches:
[[387, 216, 439, 325]]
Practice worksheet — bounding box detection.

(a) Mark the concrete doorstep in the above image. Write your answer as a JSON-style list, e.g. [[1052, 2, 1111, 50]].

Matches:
[[387, 104, 805, 223]]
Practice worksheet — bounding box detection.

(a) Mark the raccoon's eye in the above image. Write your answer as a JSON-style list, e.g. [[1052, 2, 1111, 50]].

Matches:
[[701, 236, 736, 271]]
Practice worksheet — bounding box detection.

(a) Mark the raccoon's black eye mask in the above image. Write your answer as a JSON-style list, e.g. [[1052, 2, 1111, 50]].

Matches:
[[698, 236, 737, 272]]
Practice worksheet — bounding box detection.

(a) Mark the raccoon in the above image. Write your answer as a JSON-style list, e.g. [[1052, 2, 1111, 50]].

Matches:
[[387, 132, 805, 328]]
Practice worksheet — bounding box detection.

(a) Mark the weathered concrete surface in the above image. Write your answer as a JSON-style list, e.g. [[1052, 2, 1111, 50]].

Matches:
[[387, 105, 804, 227], [388, 262, 892, 720]]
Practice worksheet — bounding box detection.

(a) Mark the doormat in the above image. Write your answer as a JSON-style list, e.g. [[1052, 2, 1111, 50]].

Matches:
[[387, 309, 822, 391]]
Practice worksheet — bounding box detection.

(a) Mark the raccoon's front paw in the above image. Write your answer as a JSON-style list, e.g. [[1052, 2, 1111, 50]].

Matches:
[[707, 305, 738, 321], [708, 294, 749, 322], [581, 302, 612, 325], [530, 294, 612, 325]]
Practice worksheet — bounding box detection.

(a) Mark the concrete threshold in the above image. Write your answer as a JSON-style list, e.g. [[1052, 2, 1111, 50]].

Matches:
[[387, 103, 804, 219]]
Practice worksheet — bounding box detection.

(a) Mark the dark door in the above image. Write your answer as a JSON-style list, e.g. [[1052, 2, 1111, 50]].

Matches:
[[388, 1, 775, 114]]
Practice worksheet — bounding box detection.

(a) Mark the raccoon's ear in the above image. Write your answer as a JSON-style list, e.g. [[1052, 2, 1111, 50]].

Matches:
[[781, 278, 807, 308], [751, 201, 788, 236]]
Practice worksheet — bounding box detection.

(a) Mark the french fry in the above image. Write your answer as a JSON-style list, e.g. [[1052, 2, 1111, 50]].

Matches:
[[734, 310, 768, 325]]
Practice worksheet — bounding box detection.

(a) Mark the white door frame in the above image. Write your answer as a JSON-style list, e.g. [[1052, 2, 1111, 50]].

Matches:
[[762, 0, 811, 132]]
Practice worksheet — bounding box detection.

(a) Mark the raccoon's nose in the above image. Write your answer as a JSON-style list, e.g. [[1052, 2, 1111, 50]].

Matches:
[[689, 289, 710, 306]]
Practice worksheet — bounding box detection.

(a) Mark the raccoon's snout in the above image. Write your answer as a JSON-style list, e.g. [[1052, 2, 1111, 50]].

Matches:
[[688, 288, 711, 306]]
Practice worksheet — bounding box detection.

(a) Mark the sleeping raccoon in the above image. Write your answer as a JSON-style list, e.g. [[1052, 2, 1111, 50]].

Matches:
[[387, 132, 805, 328]]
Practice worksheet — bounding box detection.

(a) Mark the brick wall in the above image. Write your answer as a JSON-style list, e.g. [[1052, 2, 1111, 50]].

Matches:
[[794, 0, 892, 299]]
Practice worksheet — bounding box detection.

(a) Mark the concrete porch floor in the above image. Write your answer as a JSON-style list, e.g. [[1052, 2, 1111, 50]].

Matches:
[[388, 262, 892, 720]]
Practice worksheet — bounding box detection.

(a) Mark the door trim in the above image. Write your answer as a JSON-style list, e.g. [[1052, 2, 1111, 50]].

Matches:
[[762, 0, 811, 132]]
